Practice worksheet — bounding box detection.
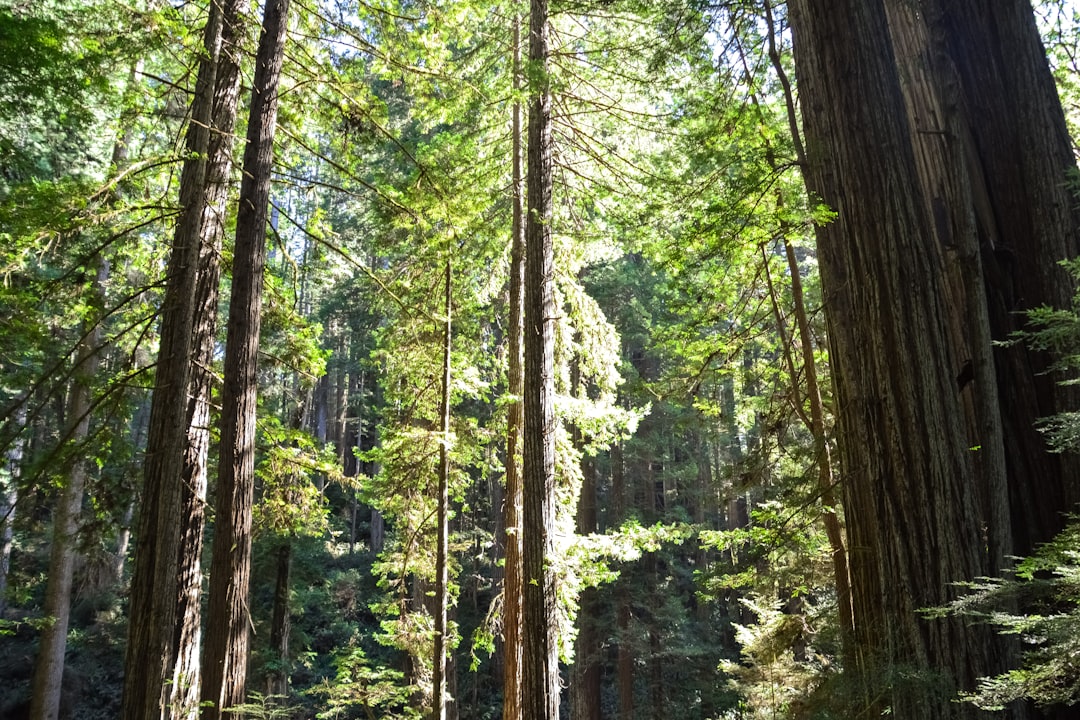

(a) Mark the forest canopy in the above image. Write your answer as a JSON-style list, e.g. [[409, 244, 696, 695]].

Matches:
[[2, 1, 1080, 719]]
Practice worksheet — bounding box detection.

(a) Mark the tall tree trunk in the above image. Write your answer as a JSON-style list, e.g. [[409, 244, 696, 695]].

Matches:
[[522, 0, 560, 715], [570, 451, 601, 720], [920, 0, 1080, 554], [783, 0, 1079, 714], [502, 11, 526, 720], [122, 1, 228, 713], [432, 259, 452, 720], [612, 442, 634, 720], [173, 5, 245, 713], [30, 259, 107, 720], [200, 0, 289, 715]]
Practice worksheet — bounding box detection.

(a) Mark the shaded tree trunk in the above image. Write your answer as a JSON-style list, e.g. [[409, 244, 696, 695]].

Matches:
[[267, 541, 291, 700], [612, 442, 634, 720], [30, 259, 107, 720], [200, 0, 289, 715], [571, 451, 601, 720]]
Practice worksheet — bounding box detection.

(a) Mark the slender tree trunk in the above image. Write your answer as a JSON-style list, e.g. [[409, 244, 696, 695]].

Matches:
[[267, 541, 291, 701], [571, 449, 601, 720], [432, 259, 452, 720], [30, 259, 107, 720], [0, 405, 24, 618], [522, 0, 560, 714], [612, 442, 634, 720], [173, 5, 245, 712], [502, 12, 526, 720], [200, 0, 289, 715]]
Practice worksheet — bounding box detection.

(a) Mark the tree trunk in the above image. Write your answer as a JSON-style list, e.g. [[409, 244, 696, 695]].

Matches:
[[122, 1, 242, 716], [173, 5, 245, 712], [502, 12, 526, 720], [30, 259, 107, 720], [612, 442, 634, 720], [200, 0, 289, 715], [432, 259, 452, 720], [920, 0, 1080, 554], [784, 0, 1073, 714], [0, 405, 24, 618], [267, 541, 291, 701], [571, 452, 601, 720], [122, 15, 216, 717], [522, 0, 560, 715]]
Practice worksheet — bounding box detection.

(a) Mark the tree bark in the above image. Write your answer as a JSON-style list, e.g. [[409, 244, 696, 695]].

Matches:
[[785, 0, 1080, 714], [121, 0, 233, 713], [570, 451, 601, 720], [30, 259, 107, 720], [172, 4, 245, 713], [502, 11, 526, 720], [522, 0, 560, 715], [200, 0, 289, 715]]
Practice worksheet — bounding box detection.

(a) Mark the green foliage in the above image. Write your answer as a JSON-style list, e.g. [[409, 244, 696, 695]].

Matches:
[[938, 520, 1080, 710], [307, 645, 420, 720]]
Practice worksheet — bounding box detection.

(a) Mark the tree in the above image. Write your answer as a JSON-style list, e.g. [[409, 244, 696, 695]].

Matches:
[[786, 0, 1080, 714], [30, 259, 107, 720], [122, 0, 243, 715], [200, 0, 290, 714], [521, 0, 560, 716], [432, 259, 452, 720], [501, 10, 526, 720]]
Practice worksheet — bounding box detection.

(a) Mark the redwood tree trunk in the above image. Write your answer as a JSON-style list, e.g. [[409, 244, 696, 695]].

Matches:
[[200, 0, 289, 715], [122, 1, 231, 714], [787, 0, 1079, 715], [172, 2, 245, 712], [521, 0, 560, 715]]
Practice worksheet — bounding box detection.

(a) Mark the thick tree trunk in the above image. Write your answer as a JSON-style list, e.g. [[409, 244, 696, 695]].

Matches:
[[30, 260, 107, 720], [502, 12, 526, 720], [784, 0, 1080, 714], [521, 0, 560, 715], [432, 259, 452, 720], [200, 0, 289, 715], [924, 0, 1080, 554]]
